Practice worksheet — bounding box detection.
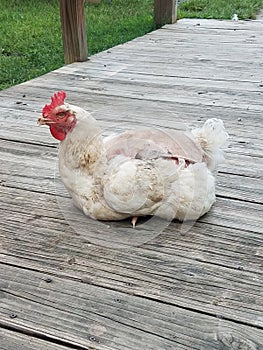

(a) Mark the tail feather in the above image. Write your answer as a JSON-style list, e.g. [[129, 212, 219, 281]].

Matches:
[[191, 118, 229, 170]]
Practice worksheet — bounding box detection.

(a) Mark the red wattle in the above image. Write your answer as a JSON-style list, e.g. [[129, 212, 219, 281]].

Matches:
[[50, 125, 67, 141]]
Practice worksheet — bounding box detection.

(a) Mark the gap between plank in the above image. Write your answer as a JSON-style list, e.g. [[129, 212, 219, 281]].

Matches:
[[0, 322, 90, 350]]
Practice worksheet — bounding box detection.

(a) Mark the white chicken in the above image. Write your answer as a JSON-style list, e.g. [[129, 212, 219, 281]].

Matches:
[[38, 91, 228, 226]]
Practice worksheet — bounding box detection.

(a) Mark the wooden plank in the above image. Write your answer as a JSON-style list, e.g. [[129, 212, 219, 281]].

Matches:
[[1, 189, 263, 277], [1, 185, 263, 326], [0, 139, 262, 204], [101, 32, 263, 56], [1, 82, 262, 129], [27, 68, 263, 108], [0, 328, 73, 350], [21, 49, 263, 84], [2, 81, 263, 123], [1, 96, 262, 158], [216, 172, 263, 204], [0, 264, 262, 350], [53, 65, 263, 91], [172, 18, 263, 30], [33, 76, 262, 111], [1, 82, 262, 126], [59, 0, 88, 64], [0, 86, 262, 135], [154, 0, 177, 27]]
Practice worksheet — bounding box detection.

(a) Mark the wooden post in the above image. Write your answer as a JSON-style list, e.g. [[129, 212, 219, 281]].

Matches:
[[60, 0, 88, 64], [154, 0, 177, 28]]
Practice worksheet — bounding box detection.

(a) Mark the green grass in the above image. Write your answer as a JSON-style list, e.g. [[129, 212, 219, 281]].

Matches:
[[0, 0, 262, 91], [0, 0, 154, 91], [178, 0, 263, 20]]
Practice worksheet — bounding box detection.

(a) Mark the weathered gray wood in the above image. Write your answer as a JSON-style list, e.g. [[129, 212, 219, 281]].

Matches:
[[59, 0, 88, 64], [1, 184, 263, 328], [0, 328, 73, 350], [11, 73, 263, 111], [154, 0, 177, 27], [0, 264, 262, 350], [1, 95, 262, 153], [0, 18, 263, 349], [0, 139, 262, 205]]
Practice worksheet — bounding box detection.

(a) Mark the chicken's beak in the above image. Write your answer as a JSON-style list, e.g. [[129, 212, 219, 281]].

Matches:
[[38, 116, 54, 126]]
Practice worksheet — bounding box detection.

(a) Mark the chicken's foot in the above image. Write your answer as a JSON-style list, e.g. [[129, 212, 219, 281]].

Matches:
[[131, 216, 138, 228]]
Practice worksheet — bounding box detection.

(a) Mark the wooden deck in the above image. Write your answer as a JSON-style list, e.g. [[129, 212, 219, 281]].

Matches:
[[0, 18, 263, 349]]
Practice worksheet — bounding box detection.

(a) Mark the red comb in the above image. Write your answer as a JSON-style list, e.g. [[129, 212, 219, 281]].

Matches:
[[42, 91, 67, 116]]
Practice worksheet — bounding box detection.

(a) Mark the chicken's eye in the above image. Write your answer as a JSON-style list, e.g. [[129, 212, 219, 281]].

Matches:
[[57, 111, 66, 118]]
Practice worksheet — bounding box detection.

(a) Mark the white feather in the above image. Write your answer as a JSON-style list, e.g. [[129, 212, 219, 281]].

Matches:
[[191, 118, 229, 170], [56, 106, 228, 223]]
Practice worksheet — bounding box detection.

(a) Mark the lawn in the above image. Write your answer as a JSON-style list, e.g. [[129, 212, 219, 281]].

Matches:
[[0, 0, 154, 90], [0, 0, 262, 91], [178, 0, 263, 20]]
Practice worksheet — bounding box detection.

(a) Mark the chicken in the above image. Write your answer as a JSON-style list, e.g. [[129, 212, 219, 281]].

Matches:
[[38, 91, 228, 226]]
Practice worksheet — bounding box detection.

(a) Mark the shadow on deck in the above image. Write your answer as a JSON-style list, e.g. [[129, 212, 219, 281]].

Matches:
[[0, 18, 262, 350]]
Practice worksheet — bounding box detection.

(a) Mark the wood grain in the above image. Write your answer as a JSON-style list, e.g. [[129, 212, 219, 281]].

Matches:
[[1, 264, 262, 350], [0, 328, 73, 350], [59, 0, 88, 64], [1, 185, 262, 326], [154, 0, 177, 27]]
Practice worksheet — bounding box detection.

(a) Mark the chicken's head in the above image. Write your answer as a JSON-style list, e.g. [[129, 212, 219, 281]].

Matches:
[[38, 91, 77, 141]]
